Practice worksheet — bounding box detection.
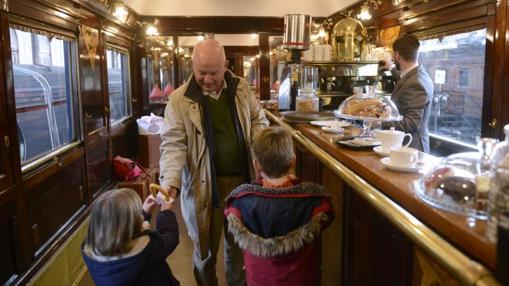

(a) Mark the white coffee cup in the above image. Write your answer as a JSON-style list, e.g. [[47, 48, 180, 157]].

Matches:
[[390, 146, 418, 167], [374, 127, 412, 152]]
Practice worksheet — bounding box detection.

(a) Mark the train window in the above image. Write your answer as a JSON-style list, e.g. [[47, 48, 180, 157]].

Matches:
[[418, 28, 486, 146], [9, 27, 78, 165], [106, 47, 131, 125]]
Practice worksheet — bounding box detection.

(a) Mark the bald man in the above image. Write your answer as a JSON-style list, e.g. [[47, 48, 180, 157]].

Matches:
[[159, 39, 269, 286]]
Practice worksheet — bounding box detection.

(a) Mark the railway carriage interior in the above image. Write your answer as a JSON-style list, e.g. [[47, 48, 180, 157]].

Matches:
[[0, 0, 508, 285]]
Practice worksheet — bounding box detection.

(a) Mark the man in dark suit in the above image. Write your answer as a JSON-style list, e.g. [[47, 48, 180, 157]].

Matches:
[[383, 34, 434, 153]]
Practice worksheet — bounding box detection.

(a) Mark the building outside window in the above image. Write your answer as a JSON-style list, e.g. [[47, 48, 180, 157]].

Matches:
[[9, 26, 78, 164], [106, 47, 131, 125], [419, 28, 486, 146]]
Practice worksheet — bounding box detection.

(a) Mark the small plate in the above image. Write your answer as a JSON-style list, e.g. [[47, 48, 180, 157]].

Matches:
[[380, 157, 425, 173], [310, 120, 350, 127], [321, 126, 345, 134], [336, 137, 381, 149], [373, 146, 390, 157]]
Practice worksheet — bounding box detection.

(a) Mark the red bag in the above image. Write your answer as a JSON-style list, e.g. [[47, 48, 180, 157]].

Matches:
[[113, 155, 143, 181]]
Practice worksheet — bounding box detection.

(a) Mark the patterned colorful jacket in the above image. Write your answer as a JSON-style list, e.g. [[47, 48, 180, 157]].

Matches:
[[224, 182, 334, 286]]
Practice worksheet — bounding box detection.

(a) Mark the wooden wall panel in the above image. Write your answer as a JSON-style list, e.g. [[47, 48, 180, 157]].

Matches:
[[258, 32, 270, 100], [23, 149, 86, 255], [110, 120, 137, 159], [402, 0, 491, 35], [80, 26, 107, 137], [343, 187, 414, 285], [0, 12, 15, 193], [85, 138, 110, 198], [295, 142, 320, 183], [320, 166, 344, 286], [0, 199, 18, 285], [8, 0, 80, 33]]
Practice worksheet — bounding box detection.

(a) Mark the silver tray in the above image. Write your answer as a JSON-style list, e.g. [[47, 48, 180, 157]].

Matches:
[[280, 111, 336, 123]]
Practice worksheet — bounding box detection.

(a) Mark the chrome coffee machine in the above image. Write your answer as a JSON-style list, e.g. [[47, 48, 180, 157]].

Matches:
[[312, 62, 381, 109], [278, 14, 311, 110]]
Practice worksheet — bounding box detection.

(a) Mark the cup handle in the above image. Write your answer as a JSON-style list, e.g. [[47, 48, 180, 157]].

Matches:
[[403, 133, 413, 147]]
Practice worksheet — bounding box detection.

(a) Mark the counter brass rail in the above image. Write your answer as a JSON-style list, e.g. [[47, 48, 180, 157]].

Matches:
[[265, 110, 500, 286]]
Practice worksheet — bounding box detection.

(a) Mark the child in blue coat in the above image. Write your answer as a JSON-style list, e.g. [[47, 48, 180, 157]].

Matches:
[[82, 188, 179, 286]]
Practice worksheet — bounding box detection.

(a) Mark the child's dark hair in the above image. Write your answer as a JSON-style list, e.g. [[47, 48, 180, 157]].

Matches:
[[252, 126, 294, 178]]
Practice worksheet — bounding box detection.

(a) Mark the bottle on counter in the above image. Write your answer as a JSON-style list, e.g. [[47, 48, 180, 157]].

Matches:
[[296, 87, 319, 112], [487, 124, 509, 243], [476, 138, 499, 214], [290, 80, 298, 111]]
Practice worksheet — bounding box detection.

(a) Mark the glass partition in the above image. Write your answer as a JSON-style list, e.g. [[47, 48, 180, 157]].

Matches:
[[419, 28, 486, 146]]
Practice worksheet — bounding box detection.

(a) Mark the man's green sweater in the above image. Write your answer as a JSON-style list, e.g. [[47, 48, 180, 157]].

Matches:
[[205, 93, 242, 176]]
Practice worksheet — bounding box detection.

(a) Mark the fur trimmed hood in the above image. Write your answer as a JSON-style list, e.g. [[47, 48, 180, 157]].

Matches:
[[227, 212, 329, 258], [224, 181, 334, 258]]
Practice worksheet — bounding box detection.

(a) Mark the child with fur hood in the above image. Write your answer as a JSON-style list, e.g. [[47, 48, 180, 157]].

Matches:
[[224, 126, 334, 286]]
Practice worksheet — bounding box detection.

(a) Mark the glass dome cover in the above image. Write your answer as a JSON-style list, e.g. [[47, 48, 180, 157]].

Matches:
[[417, 152, 487, 220], [334, 94, 402, 121]]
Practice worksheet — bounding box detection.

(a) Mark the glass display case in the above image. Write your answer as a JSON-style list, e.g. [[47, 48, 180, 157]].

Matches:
[[334, 93, 401, 136], [417, 152, 487, 220]]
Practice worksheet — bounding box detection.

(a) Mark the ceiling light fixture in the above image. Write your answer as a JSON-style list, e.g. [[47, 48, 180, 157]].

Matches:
[[146, 25, 159, 36], [357, 0, 384, 21], [357, 3, 372, 21], [112, 4, 129, 22], [318, 27, 326, 38]]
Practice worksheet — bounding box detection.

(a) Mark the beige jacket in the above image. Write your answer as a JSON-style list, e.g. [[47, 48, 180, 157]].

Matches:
[[159, 70, 268, 260]]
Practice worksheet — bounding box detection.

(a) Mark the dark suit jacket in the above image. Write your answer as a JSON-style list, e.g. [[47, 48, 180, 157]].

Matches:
[[389, 65, 434, 153]]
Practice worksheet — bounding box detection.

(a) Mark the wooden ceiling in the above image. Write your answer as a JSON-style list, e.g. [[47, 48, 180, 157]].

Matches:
[[123, 0, 359, 17]]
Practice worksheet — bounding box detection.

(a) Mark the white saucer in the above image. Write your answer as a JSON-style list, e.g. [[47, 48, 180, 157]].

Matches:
[[373, 146, 390, 157], [310, 120, 350, 128], [380, 157, 425, 173], [321, 126, 345, 134]]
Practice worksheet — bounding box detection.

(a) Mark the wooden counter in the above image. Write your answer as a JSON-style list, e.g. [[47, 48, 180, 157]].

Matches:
[[265, 110, 500, 285], [295, 123, 496, 269]]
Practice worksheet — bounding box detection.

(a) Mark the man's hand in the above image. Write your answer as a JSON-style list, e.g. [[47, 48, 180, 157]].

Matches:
[[165, 186, 179, 199], [157, 192, 175, 211], [382, 53, 395, 71]]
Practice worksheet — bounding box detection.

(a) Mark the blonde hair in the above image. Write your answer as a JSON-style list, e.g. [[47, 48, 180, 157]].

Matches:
[[252, 127, 294, 178], [85, 188, 143, 257]]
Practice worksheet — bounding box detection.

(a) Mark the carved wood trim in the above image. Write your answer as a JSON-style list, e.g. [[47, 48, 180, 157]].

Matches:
[[138, 16, 284, 36]]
